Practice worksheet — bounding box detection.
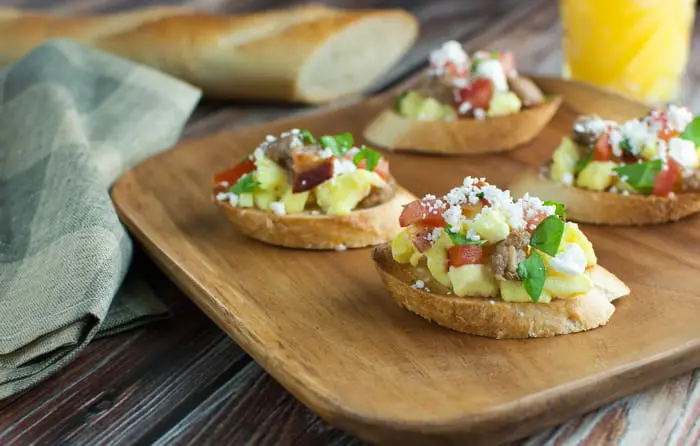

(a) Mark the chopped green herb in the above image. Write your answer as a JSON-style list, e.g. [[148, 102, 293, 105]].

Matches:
[[476, 192, 485, 199], [393, 91, 410, 110], [319, 132, 354, 157], [574, 150, 594, 174], [680, 116, 700, 147], [613, 159, 663, 194], [619, 138, 634, 154], [529, 215, 565, 257], [518, 251, 546, 302], [444, 225, 487, 245], [230, 173, 260, 195], [353, 146, 382, 172], [543, 200, 566, 220], [300, 129, 316, 144], [490, 51, 500, 58]]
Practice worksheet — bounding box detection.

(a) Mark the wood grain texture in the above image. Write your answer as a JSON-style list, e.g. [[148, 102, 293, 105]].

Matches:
[[110, 77, 700, 445], [2, 0, 700, 445]]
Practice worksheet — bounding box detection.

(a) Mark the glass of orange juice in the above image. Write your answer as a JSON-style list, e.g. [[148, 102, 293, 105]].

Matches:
[[560, 0, 695, 104]]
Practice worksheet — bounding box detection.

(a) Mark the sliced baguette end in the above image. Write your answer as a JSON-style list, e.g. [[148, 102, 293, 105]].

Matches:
[[509, 168, 700, 225], [363, 96, 562, 155], [372, 244, 630, 339], [215, 187, 416, 250]]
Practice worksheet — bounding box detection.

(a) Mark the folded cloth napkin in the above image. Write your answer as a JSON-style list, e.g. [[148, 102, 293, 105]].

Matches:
[[0, 40, 201, 399]]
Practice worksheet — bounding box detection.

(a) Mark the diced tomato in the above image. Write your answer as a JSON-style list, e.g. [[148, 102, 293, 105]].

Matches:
[[593, 132, 611, 161], [524, 208, 548, 233], [213, 159, 255, 186], [653, 159, 681, 197], [399, 199, 446, 228], [448, 245, 484, 267], [357, 157, 390, 180], [658, 127, 679, 142], [498, 52, 517, 76], [445, 61, 470, 78], [455, 78, 494, 111]]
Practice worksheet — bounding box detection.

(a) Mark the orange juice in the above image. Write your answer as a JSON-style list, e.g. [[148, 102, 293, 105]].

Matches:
[[560, 0, 695, 104]]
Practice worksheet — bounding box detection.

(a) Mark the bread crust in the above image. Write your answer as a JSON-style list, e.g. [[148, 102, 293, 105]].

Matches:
[[0, 5, 419, 104], [363, 96, 562, 155], [372, 244, 630, 339], [508, 168, 700, 225], [215, 187, 416, 249]]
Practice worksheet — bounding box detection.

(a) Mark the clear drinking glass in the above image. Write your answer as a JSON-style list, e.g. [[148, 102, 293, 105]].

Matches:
[[560, 0, 695, 105]]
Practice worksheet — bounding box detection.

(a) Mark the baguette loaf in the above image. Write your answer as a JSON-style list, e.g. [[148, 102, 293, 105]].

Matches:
[[372, 244, 630, 339], [0, 4, 419, 104]]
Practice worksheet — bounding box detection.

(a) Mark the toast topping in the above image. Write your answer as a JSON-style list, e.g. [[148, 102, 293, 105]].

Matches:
[[551, 106, 700, 197], [213, 130, 395, 216], [395, 41, 545, 121], [391, 178, 597, 303]]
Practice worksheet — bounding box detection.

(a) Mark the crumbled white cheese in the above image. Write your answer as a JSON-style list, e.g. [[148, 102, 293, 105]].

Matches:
[[291, 128, 300, 135], [668, 137, 698, 170], [458, 101, 472, 115], [619, 118, 656, 156], [265, 135, 276, 143], [311, 210, 321, 216], [621, 190, 630, 196], [466, 228, 480, 241], [216, 192, 230, 202], [289, 136, 303, 149], [608, 128, 623, 157], [561, 172, 574, 185], [667, 105, 693, 132], [547, 243, 587, 276], [332, 158, 357, 176], [489, 300, 496, 305], [428, 40, 469, 75], [427, 227, 443, 242], [228, 193, 239, 207], [269, 201, 286, 215], [473, 108, 486, 120], [669, 192, 677, 199], [318, 148, 333, 159], [475, 59, 508, 92], [411, 280, 426, 290], [218, 181, 230, 188]]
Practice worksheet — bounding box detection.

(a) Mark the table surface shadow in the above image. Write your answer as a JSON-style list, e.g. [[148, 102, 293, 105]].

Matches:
[[1, 0, 700, 445]]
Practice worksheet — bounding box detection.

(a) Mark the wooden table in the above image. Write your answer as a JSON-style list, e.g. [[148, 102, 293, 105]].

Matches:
[[2, 0, 699, 444]]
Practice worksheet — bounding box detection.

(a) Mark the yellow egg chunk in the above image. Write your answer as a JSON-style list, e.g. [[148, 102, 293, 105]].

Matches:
[[551, 137, 580, 184], [409, 252, 424, 267], [470, 207, 509, 243], [254, 152, 287, 192], [425, 232, 454, 287], [282, 188, 310, 214], [448, 265, 498, 297], [562, 222, 597, 265], [391, 230, 416, 264], [254, 190, 276, 211], [544, 274, 592, 299], [640, 140, 659, 160], [238, 193, 254, 208], [575, 161, 617, 191], [315, 170, 384, 215], [487, 91, 523, 117], [500, 280, 552, 304]]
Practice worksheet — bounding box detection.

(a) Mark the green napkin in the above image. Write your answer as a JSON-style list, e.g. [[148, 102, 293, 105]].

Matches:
[[0, 40, 201, 399]]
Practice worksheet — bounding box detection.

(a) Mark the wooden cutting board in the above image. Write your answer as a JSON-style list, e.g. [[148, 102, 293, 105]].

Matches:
[[111, 77, 700, 445]]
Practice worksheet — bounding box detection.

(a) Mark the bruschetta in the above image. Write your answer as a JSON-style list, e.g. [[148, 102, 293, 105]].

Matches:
[[509, 106, 700, 225], [372, 177, 630, 339], [363, 41, 562, 155], [213, 129, 415, 249]]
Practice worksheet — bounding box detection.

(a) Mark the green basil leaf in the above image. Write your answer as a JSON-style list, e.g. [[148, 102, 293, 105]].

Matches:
[[613, 159, 663, 194], [543, 200, 566, 220], [320, 132, 354, 157], [445, 225, 487, 245], [519, 251, 546, 302], [300, 129, 315, 145], [230, 173, 260, 194], [529, 215, 565, 257], [353, 146, 382, 172], [680, 116, 700, 147], [574, 150, 593, 174], [619, 138, 634, 154]]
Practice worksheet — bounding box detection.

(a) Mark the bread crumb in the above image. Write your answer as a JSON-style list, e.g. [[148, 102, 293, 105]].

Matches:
[[334, 244, 347, 252], [489, 300, 495, 305], [519, 311, 525, 317]]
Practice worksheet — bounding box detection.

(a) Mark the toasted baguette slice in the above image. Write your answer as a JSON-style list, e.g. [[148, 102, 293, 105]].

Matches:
[[509, 168, 700, 225], [215, 187, 416, 249], [363, 96, 562, 155], [372, 244, 630, 339]]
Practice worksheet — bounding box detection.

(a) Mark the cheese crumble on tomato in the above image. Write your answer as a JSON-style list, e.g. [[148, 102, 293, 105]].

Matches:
[[550, 106, 700, 197], [212, 129, 394, 216], [391, 177, 598, 303]]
